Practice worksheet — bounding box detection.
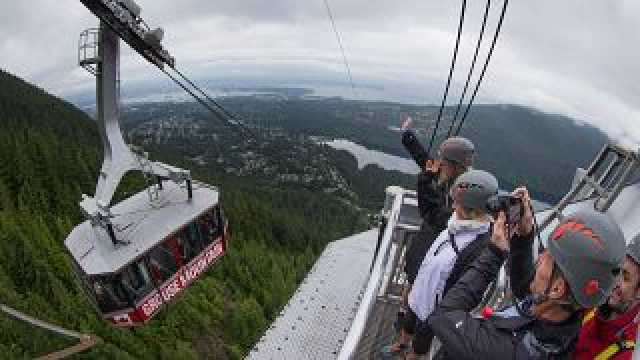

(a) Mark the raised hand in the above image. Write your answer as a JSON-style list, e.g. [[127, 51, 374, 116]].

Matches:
[[424, 159, 440, 174], [512, 187, 534, 236], [401, 116, 413, 130], [491, 211, 509, 251]]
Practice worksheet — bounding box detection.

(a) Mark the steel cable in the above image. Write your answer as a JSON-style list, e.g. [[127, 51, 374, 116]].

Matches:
[[447, 0, 491, 138], [426, 0, 468, 156], [454, 0, 509, 136], [323, 0, 357, 99]]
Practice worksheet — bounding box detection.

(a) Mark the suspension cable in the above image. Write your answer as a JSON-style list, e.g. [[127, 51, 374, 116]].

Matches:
[[159, 66, 255, 138], [171, 67, 246, 129], [426, 0, 467, 156], [323, 0, 357, 98], [447, 0, 491, 138], [454, 0, 509, 136]]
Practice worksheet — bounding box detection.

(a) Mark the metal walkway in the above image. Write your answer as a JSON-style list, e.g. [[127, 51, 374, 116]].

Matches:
[[247, 229, 379, 360]]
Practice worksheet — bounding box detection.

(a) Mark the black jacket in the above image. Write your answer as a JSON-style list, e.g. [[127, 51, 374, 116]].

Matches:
[[402, 130, 429, 169], [402, 130, 453, 231], [402, 130, 454, 282], [428, 233, 581, 360]]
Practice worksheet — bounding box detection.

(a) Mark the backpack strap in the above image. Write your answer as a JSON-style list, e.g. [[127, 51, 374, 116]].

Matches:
[[448, 232, 460, 255]]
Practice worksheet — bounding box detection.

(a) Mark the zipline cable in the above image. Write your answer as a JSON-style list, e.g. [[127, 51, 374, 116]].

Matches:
[[447, 0, 491, 138], [427, 0, 467, 156], [323, 0, 357, 98], [454, 0, 509, 136]]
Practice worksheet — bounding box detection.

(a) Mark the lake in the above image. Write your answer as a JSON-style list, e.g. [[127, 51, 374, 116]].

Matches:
[[323, 139, 550, 210], [323, 139, 420, 175]]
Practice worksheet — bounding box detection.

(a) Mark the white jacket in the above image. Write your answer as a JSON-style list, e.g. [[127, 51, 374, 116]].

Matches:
[[408, 215, 490, 321]]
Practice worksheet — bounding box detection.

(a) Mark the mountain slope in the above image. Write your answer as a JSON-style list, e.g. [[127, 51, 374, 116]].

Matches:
[[0, 69, 367, 358], [217, 97, 607, 203]]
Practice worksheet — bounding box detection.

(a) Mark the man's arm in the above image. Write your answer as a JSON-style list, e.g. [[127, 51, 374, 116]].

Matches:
[[416, 173, 451, 230], [402, 130, 429, 169], [432, 243, 507, 314], [427, 244, 510, 359], [509, 187, 537, 300], [509, 230, 535, 300]]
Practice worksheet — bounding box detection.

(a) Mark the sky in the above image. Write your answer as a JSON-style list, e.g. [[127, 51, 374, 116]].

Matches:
[[1, 0, 639, 144]]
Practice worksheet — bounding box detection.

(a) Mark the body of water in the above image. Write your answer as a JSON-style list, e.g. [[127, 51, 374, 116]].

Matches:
[[324, 139, 419, 175], [323, 139, 550, 210]]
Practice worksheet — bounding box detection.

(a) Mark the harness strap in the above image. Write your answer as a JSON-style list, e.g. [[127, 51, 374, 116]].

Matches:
[[582, 309, 596, 325], [594, 340, 635, 360]]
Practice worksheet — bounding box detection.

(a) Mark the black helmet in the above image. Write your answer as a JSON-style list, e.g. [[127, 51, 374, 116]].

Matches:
[[439, 137, 474, 167], [450, 169, 498, 211], [548, 210, 625, 308]]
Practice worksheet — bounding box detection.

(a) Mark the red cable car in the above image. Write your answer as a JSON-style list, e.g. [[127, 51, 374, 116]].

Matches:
[[66, 3, 230, 327], [66, 182, 228, 327]]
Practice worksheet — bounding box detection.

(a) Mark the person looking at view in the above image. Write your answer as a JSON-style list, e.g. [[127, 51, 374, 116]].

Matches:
[[400, 116, 475, 296], [428, 187, 626, 359], [386, 169, 497, 359]]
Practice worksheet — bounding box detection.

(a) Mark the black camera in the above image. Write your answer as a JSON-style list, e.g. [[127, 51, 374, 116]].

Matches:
[[486, 194, 523, 225]]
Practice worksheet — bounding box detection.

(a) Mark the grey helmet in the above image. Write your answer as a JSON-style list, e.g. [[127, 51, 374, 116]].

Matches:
[[627, 233, 640, 265], [450, 169, 498, 211], [548, 210, 625, 308], [439, 137, 475, 167]]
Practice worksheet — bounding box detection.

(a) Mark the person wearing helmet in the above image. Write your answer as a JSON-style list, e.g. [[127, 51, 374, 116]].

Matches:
[[427, 187, 626, 360], [572, 234, 640, 359], [397, 117, 475, 349], [385, 170, 497, 359], [401, 116, 474, 231], [401, 117, 475, 286]]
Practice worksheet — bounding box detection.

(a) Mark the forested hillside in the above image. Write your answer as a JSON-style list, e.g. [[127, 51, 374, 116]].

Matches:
[[0, 69, 367, 358], [212, 96, 607, 203]]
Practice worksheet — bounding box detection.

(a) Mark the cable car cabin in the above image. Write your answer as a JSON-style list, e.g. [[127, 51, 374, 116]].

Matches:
[[65, 181, 228, 327]]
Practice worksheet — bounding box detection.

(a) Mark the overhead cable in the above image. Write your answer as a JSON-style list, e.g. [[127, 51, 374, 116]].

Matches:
[[447, 0, 491, 138], [454, 0, 509, 136], [426, 0, 467, 156], [323, 0, 357, 98], [159, 66, 255, 138]]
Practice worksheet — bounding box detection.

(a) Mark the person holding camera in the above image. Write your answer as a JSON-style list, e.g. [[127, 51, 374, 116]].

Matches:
[[400, 116, 475, 289], [387, 169, 498, 359], [427, 187, 626, 359], [572, 233, 640, 359]]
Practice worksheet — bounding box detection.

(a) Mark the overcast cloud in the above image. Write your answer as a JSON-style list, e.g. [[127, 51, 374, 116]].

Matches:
[[1, 0, 639, 144]]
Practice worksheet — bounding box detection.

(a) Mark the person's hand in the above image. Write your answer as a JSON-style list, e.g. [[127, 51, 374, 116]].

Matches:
[[424, 159, 440, 174], [491, 211, 509, 251], [512, 187, 534, 236], [401, 116, 413, 130]]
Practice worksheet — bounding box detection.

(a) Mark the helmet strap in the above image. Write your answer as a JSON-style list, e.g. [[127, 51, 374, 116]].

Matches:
[[533, 264, 575, 309]]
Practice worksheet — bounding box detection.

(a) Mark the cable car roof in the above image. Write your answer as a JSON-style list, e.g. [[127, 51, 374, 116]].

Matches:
[[65, 181, 219, 276]]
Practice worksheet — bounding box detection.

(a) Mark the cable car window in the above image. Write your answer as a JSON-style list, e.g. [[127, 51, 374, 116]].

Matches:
[[148, 243, 177, 281], [186, 222, 204, 252], [92, 276, 129, 313], [199, 215, 213, 245], [177, 230, 198, 263], [216, 205, 224, 236], [120, 261, 153, 301], [200, 207, 220, 244]]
